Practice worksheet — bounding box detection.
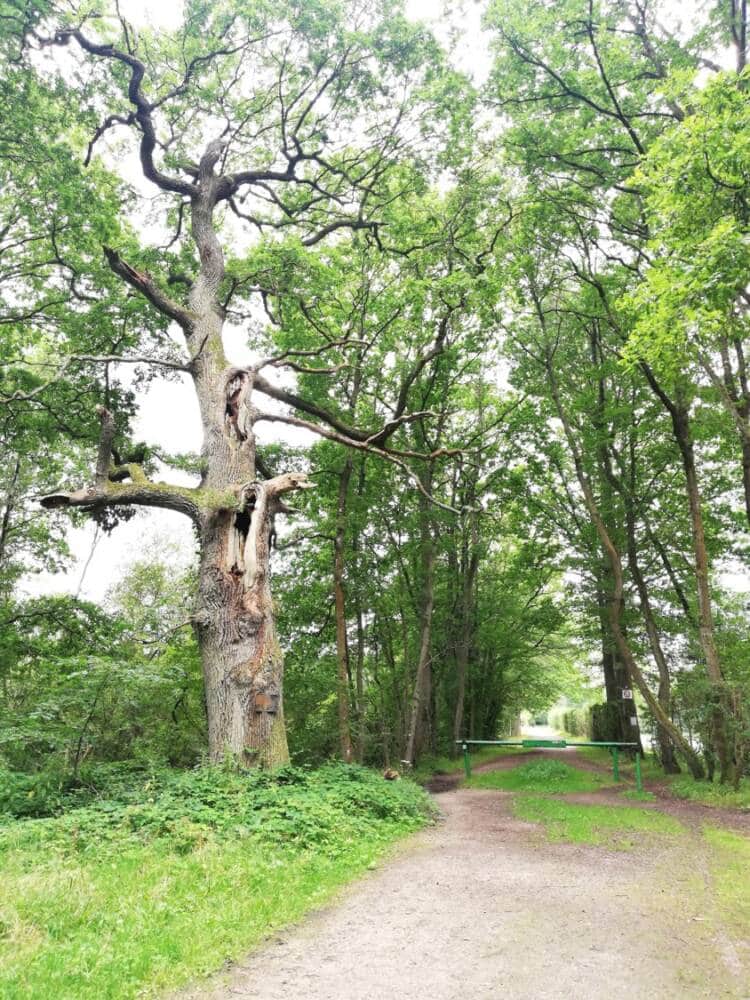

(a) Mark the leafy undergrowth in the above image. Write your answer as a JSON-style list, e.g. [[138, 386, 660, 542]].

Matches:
[[467, 758, 610, 795], [704, 827, 750, 934], [514, 795, 684, 850], [667, 775, 750, 811], [0, 763, 433, 999]]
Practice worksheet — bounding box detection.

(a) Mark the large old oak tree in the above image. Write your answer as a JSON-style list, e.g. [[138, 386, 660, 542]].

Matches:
[[30, 0, 464, 766]]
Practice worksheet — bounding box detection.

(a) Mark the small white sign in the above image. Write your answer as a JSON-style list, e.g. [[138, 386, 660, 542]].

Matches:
[[630, 716, 638, 726], [622, 689, 633, 699]]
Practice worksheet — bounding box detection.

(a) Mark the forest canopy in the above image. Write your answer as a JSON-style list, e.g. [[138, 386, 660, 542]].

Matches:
[[1, 0, 749, 793]]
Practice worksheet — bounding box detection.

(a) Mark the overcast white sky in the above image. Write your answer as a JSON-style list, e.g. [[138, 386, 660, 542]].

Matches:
[[24, 0, 734, 603]]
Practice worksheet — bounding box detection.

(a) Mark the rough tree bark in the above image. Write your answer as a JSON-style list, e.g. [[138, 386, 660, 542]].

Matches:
[[43, 407, 314, 766], [595, 583, 642, 749]]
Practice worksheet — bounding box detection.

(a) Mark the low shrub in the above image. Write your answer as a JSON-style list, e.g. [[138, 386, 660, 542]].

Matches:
[[0, 761, 434, 857], [0, 762, 434, 999]]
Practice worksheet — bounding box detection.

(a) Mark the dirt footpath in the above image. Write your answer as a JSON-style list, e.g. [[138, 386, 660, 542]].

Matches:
[[183, 769, 749, 1000]]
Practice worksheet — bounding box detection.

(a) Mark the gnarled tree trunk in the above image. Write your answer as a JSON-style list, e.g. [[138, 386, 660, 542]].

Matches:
[[42, 147, 316, 768], [196, 479, 302, 767], [38, 29, 457, 771]]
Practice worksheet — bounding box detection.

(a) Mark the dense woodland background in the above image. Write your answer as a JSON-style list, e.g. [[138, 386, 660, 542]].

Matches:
[[2, 0, 750, 816]]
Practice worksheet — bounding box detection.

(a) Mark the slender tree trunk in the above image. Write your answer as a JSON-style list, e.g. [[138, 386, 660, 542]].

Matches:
[[405, 486, 436, 765], [453, 510, 479, 746], [623, 511, 680, 772], [333, 458, 354, 762], [352, 456, 367, 762], [608, 441, 680, 773], [354, 602, 366, 762], [598, 597, 619, 707], [646, 377, 734, 783], [545, 351, 705, 778], [587, 331, 642, 749], [678, 428, 733, 783], [0, 456, 21, 576], [741, 438, 750, 526]]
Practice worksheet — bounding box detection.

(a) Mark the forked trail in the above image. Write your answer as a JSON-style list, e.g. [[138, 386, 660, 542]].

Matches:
[[183, 753, 749, 1000]]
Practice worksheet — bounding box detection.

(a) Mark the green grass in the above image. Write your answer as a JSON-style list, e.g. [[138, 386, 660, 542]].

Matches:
[[513, 795, 684, 850], [571, 746, 664, 779], [412, 745, 529, 782], [620, 789, 657, 802], [667, 775, 750, 811], [467, 758, 611, 794], [703, 827, 750, 934], [0, 763, 433, 999], [570, 749, 750, 810]]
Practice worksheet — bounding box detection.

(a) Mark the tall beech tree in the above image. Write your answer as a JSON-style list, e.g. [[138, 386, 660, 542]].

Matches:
[[14, 0, 472, 765], [485, 0, 750, 780]]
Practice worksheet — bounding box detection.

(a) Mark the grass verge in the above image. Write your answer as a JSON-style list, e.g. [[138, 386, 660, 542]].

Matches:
[[703, 826, 750, 935], [513, 795, 684, 850], [571, 746, 664, 780], [668, 775, 750, 811], [0, 763, 433, 999], [467, 758, 611, 795]]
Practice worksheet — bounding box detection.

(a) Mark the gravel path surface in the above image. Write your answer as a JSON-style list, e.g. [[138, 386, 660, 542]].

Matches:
[[181, 757, 749, 1000]]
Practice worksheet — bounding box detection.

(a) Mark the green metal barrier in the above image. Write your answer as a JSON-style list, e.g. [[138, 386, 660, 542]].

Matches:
[[457, 739, 643, 792]]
